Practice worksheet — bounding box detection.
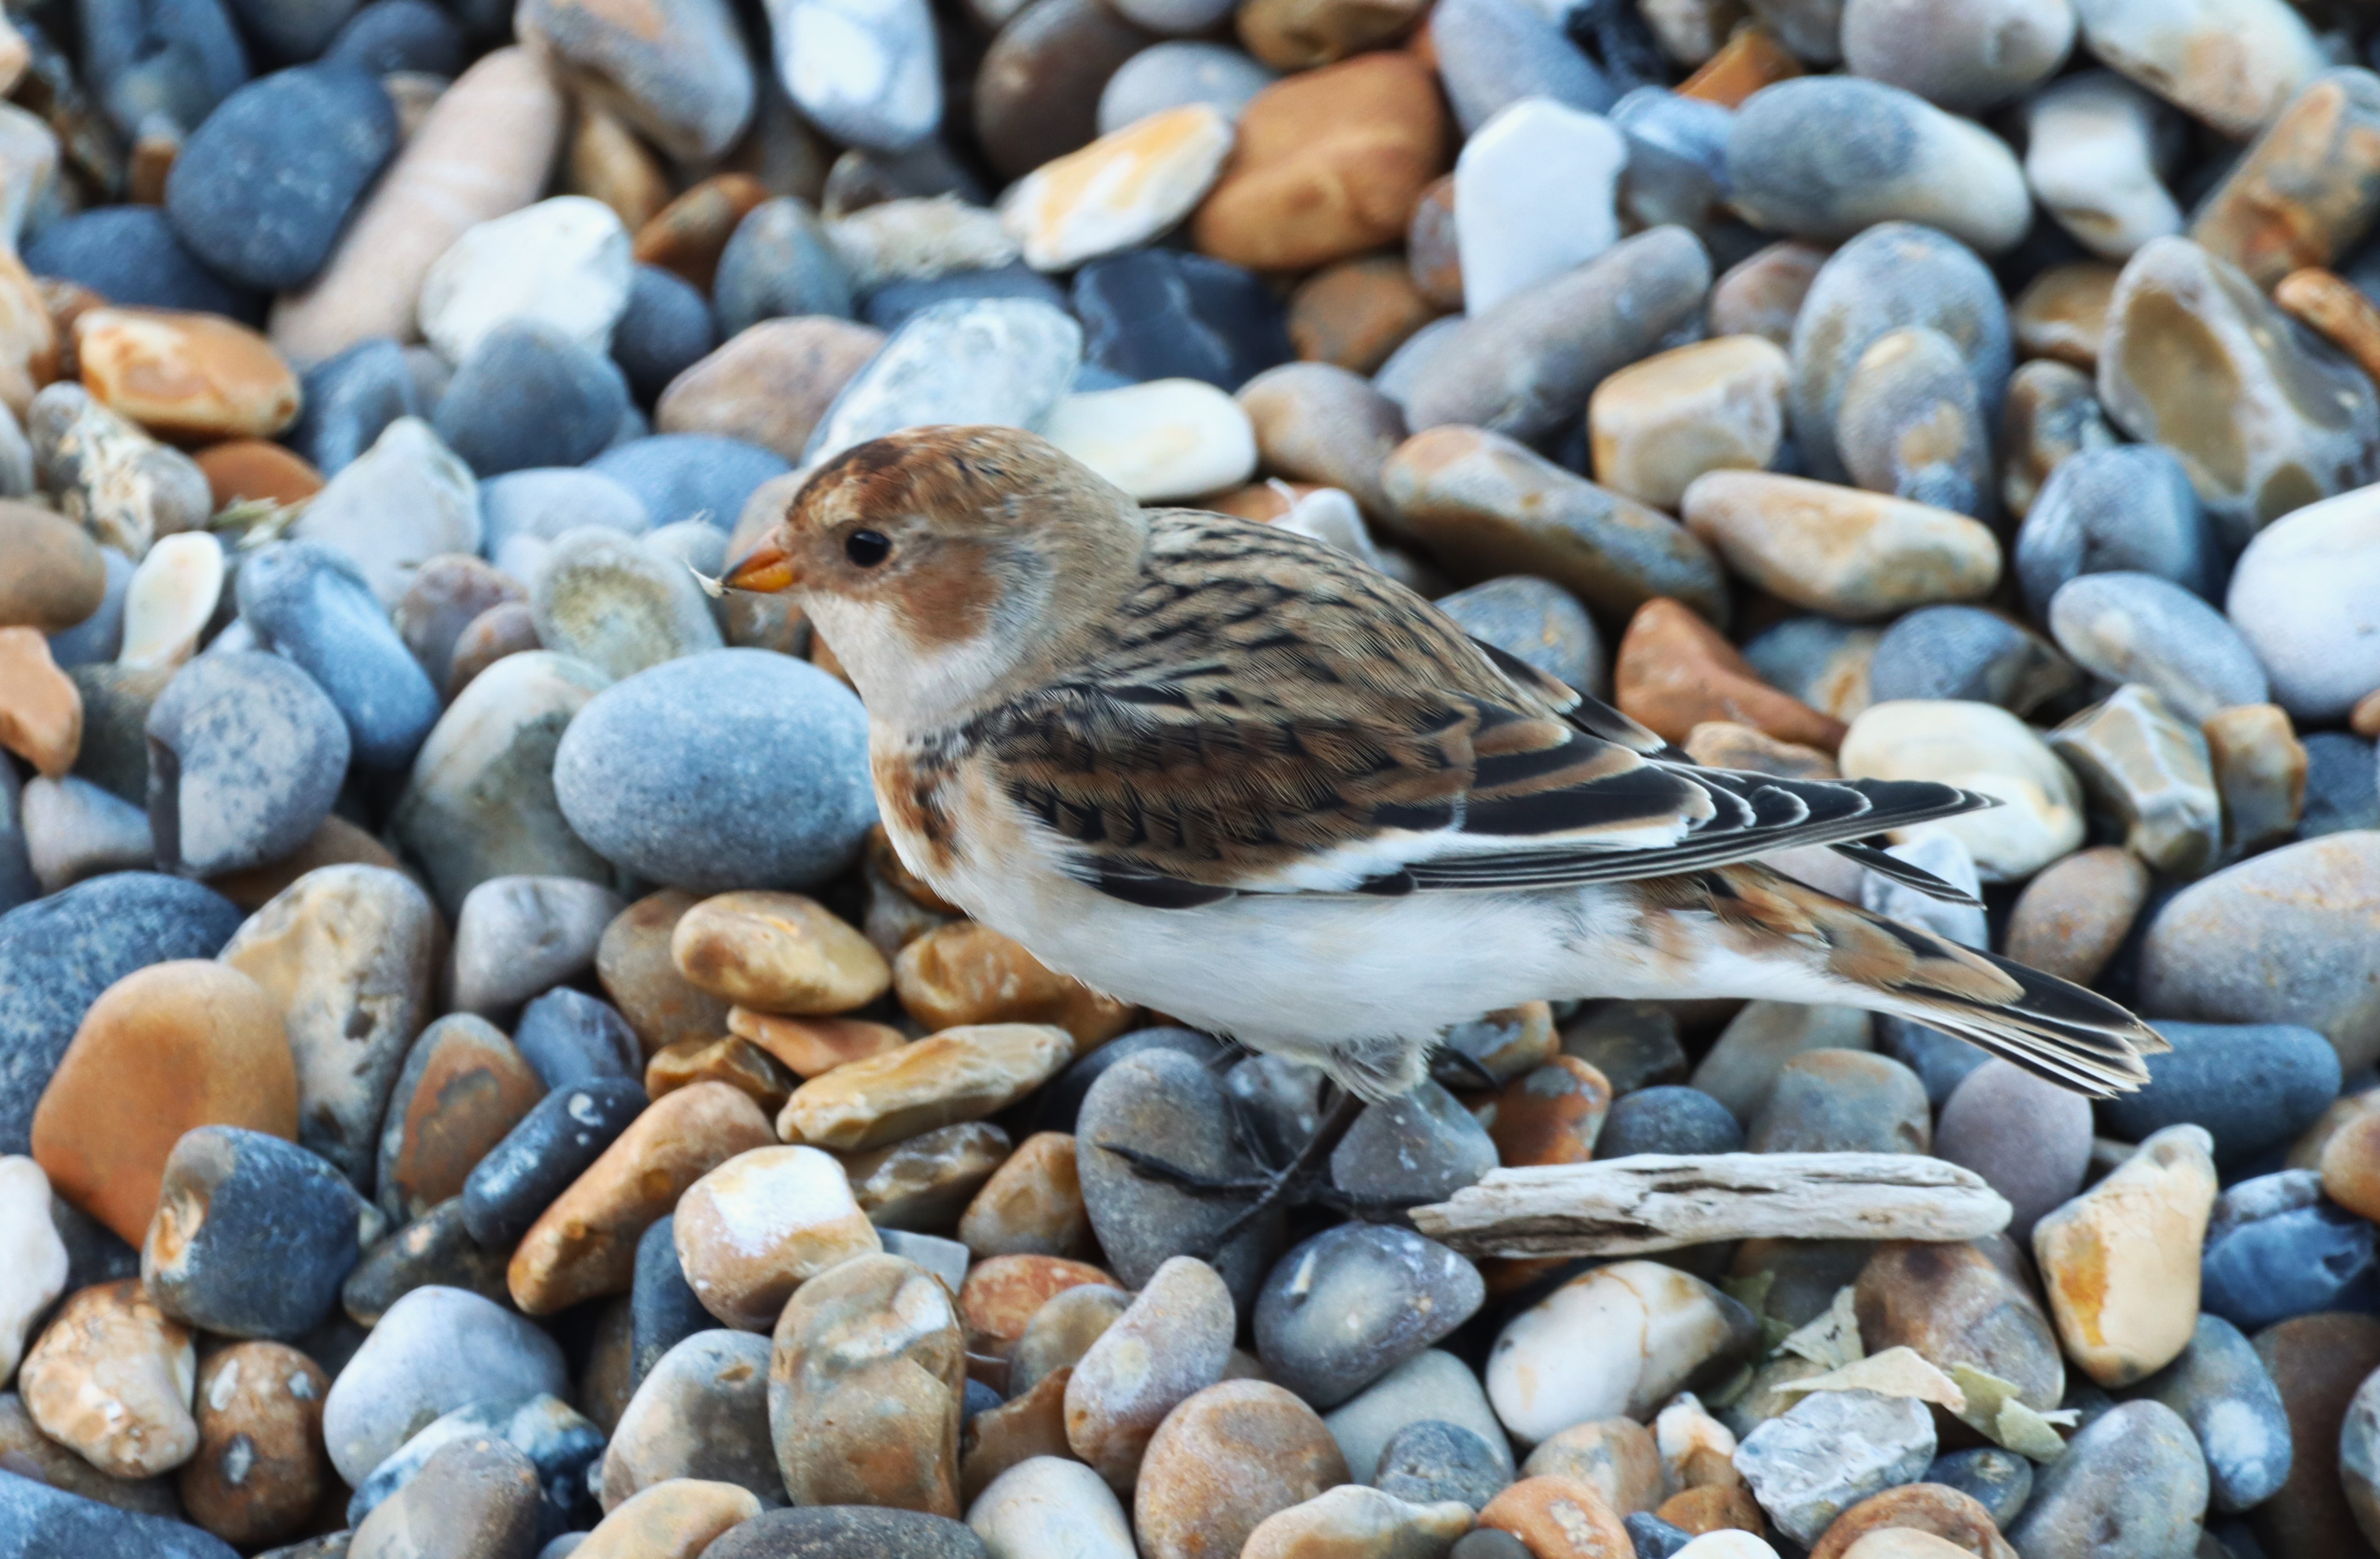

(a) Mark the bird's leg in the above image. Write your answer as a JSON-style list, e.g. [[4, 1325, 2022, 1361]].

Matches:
[[1429, 1042, 1503, 1092], [1192, 1089, 1373, 1254]]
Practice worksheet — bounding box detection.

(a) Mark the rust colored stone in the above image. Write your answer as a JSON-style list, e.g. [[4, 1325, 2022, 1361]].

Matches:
[[1482, 1056, 1612, 1168], [1288, 256, 1440, 375], [1679, 24, 1802, 108], [633, 173, 770, 293], [1616, 597, 1847, 750], [892, 921, 1134, 1046]]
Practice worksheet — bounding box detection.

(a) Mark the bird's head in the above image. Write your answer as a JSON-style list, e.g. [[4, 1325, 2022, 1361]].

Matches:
[[723, 426, 1147, 728]]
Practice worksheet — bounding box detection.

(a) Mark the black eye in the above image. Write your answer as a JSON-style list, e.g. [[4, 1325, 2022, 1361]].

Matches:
[[844, 529, 892, 568]]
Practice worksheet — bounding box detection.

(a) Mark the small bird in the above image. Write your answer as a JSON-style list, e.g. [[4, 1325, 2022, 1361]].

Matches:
[[726, 427, 2163, 1206]]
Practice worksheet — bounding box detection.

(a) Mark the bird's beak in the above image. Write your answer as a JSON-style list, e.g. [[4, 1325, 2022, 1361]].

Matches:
[[723, 539, 801, 594]]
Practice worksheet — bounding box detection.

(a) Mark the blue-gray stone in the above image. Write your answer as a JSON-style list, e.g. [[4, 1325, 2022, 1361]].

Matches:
[[1375, 1419, 1509, 1511], [226, 0, 362, 60], [1023, 1024, 1225, 1136], [1925, 1445, 2033, 1528], [1741, 615, 1876, 716], [144, 1125, 376, 1339], [1435, 576, 1604, 694], [46, 548, 133, 668], [2015, 445, 2218, 619], [1256, 1223, 1483, 1407], [1611, 86, 1734, 235], [78, 0, 250, 138], [0, 766, 32, 915], [1332, 1081, 1498, 1206], [631, 1214, 712, 1395], [163, 64, 395, 291], [145, 651, 350, 878], [2048, 570, 2270, 725], [0, 873, 241, 1154], [2298, 732, 2379, 839], [865, 262, 1069, 334], [961, 1377, 1003, 1425], [1430, 0, 1611, 133], [461, 1077, 647, 1247], [1867, 604, 2077, 714], [2006, 1400, 2208, 1559], [23, 207, 263, 324], [2124, 1314, 2291, 1513], [2097, 1021, 2340, 1168], [587, 434, 788, 532], [341, 1197, 512, 1324], [553, 649, 875, 894], [236, 539, 440, 771], [479, 467, 650, 575], [613, 265, 717, 405], [804, 298, 1083, 466], [1878, 1015, 1991, 1106], [2201, 1172, 2378, 1331], [1622, 1512, 1695, 1559], [1596, 1085, 1745, 1157], [512, 987, 641, 1091], [713, 197, 854, 336], [348, 1392, 602, 1541], [0, 1470, 240, 1558], [704, 1508, 987, 1559], [1788, 221, 2011, 483], [434, 321, 631, 478], [288, 337, 420, 476], [322, 0, 462, 72], [1073, 249, 1290, 391]]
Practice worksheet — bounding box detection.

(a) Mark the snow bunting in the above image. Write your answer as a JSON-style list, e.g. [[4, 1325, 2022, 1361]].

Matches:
[[726, 427, 2164, 1116]]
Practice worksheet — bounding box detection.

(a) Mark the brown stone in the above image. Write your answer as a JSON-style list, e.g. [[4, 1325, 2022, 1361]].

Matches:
[[508, 1080, 776, 1315], [1011, 1283, 1131, 1394], [0, 248, 57, 416], [728, 1009, 907, 1078], [1288, 256, 1439, 375], [205, 814, 401, 912], [599, 889, 736, 1056], [1617, 597, 1847, 750], [1683, 721, 1839, 780], [1709, 239, 1828, 347], [2355, 687, 2380, 740], [2011, 263, 2117, 370], [840, 1121, 1010, 1232], [958, 1253, 1115, 1362], [2003, 845, 2150, 986], [579, 1478, 764, 1559], [633, 173, 771, 293], [1407, 173, 1461, 310], [1590, 334, 1790, 512], [1134, 1381, 1350, 1559], [1658, 1482, 1765, 1536], [566, 99, 673, 233], [1855, 1238, 2065, 1414], [395, 554, 526, 694], [32, 961, 298, 1244], [770, 1252, 967, 1514], [1808, 1482, 2017, 1559], [655, 316, 884, 462], [958, 1130, 1093, 1259], [1208, 480, 1324, 522], [0, 502, 105, 632], [2193, 70, 2380, 288], [1236, 361, 1409, 520], [2276, 265, 2380, 390], [2253, 1313, 2380, 1558], [193, 439, 324, 509], [1237, 0, 1425, 70], [959, 1363, 1073, 1505], [18, 1279, 197, 1478], [376, 1013, 546, 1222], [0, 626, 79, 777], [891, 922, 1133, 1046], [444, 599, 542, 698], [973, 0, 1155, 182], [671, 890, 891, 1016], [1191, 52, 1447, 272], [1999, 358, 2115, 521], [0, 1391, 183, 1517], [1678, 23, 1802, 106], [646, 1034, 797, 1113], [2322, 1106, 2380, 1222], [77, 307, 300, 440], [177, 1341, 330, 1547], [675, 1143, 882, 1333], [778, 1022, 1076, 1151], [1480, 1056, 1611, 1168], [1479, 1475, 1634, 1559]]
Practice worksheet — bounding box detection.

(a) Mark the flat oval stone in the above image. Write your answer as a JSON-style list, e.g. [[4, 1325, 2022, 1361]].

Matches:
[[1332, 1349, 1514, 1489], [1681, 472, 2000, 620], [2016, 444, 2217, 620], [144, 652, 348, 879], [781, 1023, 1072, 1154], [236, 539, 441, 773], [1099, 41, 1273, 131], [1841, 0, 2071, 110], [1256, 1224, 1482, 1409], [1590, 335, 1790, 514], [554, 648, 874, 896], [1834, 326, 1993, 517], [892, 923, 1132, 1047], [1488, 1261, 1756, 1442], [459, 1077, 648, 1248], [0, 503, 105, 633], [2048, 571, 2267, 725], [2130, 1313, 2290, 1516], [1376, 1418, 1509, 1511], [1933, 1059, 2090, 1242], [2022, 72, 2181, 264], [2105, 1020, 2338, 1169], [319, 1283, 568, 1485], [143, 1125, 378, 1340], [1728, 77, 2030, 255], [1134, 1380, 1349, 1559], [967, 1454, 1133, 1559], [1436, 577, 1604, 695], [1041, 377, 1257, 502], [2005, 1399, 2206, 1558], [1747, 1049, 1929, 1154]]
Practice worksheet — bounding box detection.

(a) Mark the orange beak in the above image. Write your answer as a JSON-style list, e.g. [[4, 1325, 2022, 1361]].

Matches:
[[723, 539, 800, 593]]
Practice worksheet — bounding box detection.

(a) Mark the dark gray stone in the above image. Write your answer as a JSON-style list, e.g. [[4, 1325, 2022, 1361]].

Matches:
[[145, 651, 350, 878], [2200, 1172, 2377, 1332], [1597, 1085, 1745, 1158], [22, 207, 262, 324], [865, 263, 1067, 334], [0, 1470, 239, 1558], [1924, 1445, 2033, 1528], [144, 1125, 375, 1339], [461, 1078, 647, 1247], [713, 198, 854, 336], [1073, 249, 1289, 392], [1020, 1024, 1224, 1136], [511, 987, 640, 1091], [1331, 1081, 1497, 1205], [2098, 1021, 2340, 1168], [348, 1394, 601, 1541], [613, 265, 717, 405], [78, 0, 250, 139], [2298, 732, 2380, 839], [1375, 1419, 1509, 1511], [1435, 576, 1603, 694], [434, 321, 631, 478], [236, 539, 440, 771], [322, 0, 461, 73], [226, 0, 362, 60], [1867, 605, 2077, 714], [630, 1215, 712, 1395], [2006, 1399, 2209, 1558], [1621, 1512, 1693, 1559], [702, 1506, 987, 1558], [289, 338, 419, 477], [342, 1197, 511, 1326], [1256, 1224, 1483, 1408]]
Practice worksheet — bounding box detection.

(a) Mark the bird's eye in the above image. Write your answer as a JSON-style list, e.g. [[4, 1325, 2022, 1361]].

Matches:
[[844, 529, 892, 568]]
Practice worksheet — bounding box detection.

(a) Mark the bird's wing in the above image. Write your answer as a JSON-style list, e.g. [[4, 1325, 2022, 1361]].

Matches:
[[970, 511, 1989, 907]]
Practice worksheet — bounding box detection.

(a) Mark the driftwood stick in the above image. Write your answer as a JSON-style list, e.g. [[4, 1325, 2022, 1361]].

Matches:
[[1409, 1152, 2012, 1258]]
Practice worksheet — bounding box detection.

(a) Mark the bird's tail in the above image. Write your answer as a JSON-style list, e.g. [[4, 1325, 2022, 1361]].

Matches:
[[1649, 863, 2169, 1098]]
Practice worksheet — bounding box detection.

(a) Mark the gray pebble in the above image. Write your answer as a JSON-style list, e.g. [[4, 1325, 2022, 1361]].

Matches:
[[321, 1284, 571, 1487], [2007, 1399, 2210, 1559], [237, 539, 441, 772], [1254, 1223, 1483, 1408], [1375, 1419, 1509, 1511], [145, 651, 350, 879], [2126, 1314, 2292, 1514], [2048, 570, 2270, 724], [1331, 1080, 1498, 1206], [2016, 445, 2218, 619]]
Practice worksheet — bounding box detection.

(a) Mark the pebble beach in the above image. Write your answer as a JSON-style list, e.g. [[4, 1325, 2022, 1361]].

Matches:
[[1, 0, 2379, 1556]]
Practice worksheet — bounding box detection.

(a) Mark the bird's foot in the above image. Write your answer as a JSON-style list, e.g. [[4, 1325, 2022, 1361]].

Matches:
[[1428, 1043, 1504, 1092]]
